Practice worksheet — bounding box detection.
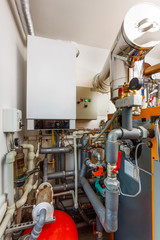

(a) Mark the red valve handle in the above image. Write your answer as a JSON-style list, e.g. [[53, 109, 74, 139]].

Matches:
[[113, 151, 122, 174], [93, 222, 97, 235]]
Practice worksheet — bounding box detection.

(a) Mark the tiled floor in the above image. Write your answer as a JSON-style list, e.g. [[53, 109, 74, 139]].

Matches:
[[78, 226, 110, 240]]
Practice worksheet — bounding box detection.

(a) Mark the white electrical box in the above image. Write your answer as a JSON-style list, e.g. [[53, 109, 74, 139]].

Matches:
[[3, 108, 22, 133], [76, 87, 98, 120], [27, 36, 76, 129]]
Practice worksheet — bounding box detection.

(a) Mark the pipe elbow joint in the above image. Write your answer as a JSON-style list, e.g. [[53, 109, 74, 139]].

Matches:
[[108, 129, 123, 141], [21, 144, 34, 152]]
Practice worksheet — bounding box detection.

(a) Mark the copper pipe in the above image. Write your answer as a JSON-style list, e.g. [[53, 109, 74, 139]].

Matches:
[[143, 63, 160, 76]]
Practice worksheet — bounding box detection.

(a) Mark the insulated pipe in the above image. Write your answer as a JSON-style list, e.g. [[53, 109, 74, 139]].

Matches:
[[81, 135, 90, 169], [143, 63, 160, 76], [106, 128, 142, 164], [96, 216, 103, 240], [40, 146, 72, 155], [93, 54, 110, 94], [121, 128, 142, 139], [93, 3, 160, 98], [15, 0, 35, 36], [0, 151, 16, 238], [29, 208, 46, 240], [81, 177, 119, 233], [122, 107, 132, 131], [104, 189, 119, 232], [16, 144, 35, 208], [52, 178, 96, 192], [48, 171, 74, 179]]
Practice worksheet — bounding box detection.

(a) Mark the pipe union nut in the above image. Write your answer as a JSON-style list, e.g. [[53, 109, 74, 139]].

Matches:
[[138, 126, 148, 139], [104, 177, 120, 191]]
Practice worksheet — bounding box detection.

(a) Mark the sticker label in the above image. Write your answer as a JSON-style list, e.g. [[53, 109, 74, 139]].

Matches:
[[124, 160, 139, 182]]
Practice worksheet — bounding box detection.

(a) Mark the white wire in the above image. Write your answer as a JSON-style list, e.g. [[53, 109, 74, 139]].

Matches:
[[120, 142, 145, 198], [127, 158, 153, 176], [155, 119, 160, 162]]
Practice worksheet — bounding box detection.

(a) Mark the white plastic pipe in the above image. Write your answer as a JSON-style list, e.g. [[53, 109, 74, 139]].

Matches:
[[73, 131, 85, 209], [0, 195, 7, 224], [6, 152, 17, 206], [0, 202, 7, 224], [16, 144, 35, 208], [0, 204, 15, 238], [0, 195, 6, 209], [0, 151, 16, 238]]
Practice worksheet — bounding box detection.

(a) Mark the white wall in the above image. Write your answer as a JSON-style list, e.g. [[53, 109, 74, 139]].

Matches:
[[76, 44, 115, 129], [0, 0, 26, 194]]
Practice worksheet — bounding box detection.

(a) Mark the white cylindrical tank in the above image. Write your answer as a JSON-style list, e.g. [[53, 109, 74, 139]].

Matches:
[[93, 3, 160, 100]]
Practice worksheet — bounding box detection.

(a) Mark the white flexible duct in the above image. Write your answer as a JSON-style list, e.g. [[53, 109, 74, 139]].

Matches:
[[15, 0, 35, 36], [93, 3, 160, 98], [16, 144, 35, 208]]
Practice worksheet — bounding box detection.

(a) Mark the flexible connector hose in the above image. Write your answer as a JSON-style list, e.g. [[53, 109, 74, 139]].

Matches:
[[29, 208, 46, 240], [93, 110, 121, 143]]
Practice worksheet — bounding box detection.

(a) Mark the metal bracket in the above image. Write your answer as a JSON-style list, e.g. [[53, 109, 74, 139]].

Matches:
[[5, 217, 56, 234]]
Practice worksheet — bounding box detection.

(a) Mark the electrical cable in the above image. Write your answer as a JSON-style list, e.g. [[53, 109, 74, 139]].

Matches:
[[155, 118, 160, 162], [120, 142, 146, 198], [127, 158, 153, 176], [65, 134, 74, 151], [93, 109, 121, 143]]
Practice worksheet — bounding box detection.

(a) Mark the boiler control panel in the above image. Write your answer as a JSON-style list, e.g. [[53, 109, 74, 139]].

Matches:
[[76, 87, 97, 120]]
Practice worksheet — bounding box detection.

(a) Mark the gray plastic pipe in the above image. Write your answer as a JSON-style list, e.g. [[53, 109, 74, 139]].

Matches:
[[106, 128, 142, 164], [43, 155, 48, 182], [122, 107, 132, 131], [52, 178, 96, 192], [81, 176, 119, 233], [29, 208, 46, 240], [96, 216, 103, 240], [0, 151, 16, 238], [80, 159, 119, 233], [40, 146, 72, 154], [48, 170, 74, 179]]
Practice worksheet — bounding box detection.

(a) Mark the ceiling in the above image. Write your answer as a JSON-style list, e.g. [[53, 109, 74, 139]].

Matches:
[[29, 0, 160, 58]]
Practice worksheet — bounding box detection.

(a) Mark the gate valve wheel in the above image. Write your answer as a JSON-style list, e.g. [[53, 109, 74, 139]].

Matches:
[[113, 151, 122, 174]]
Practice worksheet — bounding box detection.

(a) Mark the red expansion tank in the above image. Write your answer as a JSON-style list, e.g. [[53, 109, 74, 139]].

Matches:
[[23, 210, 78, 240]]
